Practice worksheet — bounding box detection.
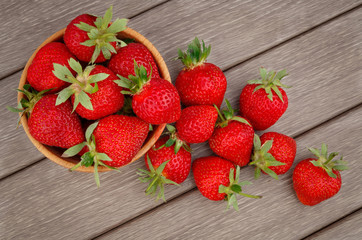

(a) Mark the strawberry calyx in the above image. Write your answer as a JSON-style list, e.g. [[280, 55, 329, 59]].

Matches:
[[7, 84, 52, 125], [247, 67, 290, 102], [114, 60, 152, 95], [62, 121, 118, 187], [154, 125, 192, 154], [137, 156, 179, 202], [308, 143, 348, 178], [53, 58, 109, 112], [219, 166, 262, 211], [249, 134, 285, 180], [177, 37, 211, 69], [214, 99, 251, 128], [76, 6, 128, 63]]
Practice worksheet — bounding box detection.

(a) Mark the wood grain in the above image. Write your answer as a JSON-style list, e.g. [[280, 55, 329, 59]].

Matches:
[[304, 209, 362, 240], [96, 105, 362, 240], [1, 6, 362, 239], [0, 0, 167, 79]]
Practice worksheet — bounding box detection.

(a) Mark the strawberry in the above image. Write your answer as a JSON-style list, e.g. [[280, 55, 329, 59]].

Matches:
[[175, 37, 227, 107], [175, 105, 218, 144], [11, 87, 85, 148], [249, 133, 296, 179], [115, 61, 181, 125], [108, 42, 160, 79], [192, 156, 261, 210], [293, 144, 347, 206], [53, 59, 124, 119], [239, 68, 290, 130], [64, 6, 128, 63], [138, 135, 192, 201], [209, 100, 254, 167], [27, 42, 76, 93]]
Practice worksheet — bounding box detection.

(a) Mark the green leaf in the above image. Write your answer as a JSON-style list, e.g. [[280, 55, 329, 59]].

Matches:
[[263, 167, 279, 180], [107, 18, 128, 33], [260, 140, 273, 154], [239, 181, 252, 186], [230, 184, 242, 193], [53, 63, 74, 82], [267, 160, 286, 166], [91, 45, 101, 63], [231, 116, 251, 127], [149, 124, 153, 131], [101, 46, 112, 60], [165, 138, 175, 147], [114, 78, 131, 89], [328, 152, 340, 161], [259, 68, 267, 80], [254, 167, 261, 179], [68, 58, 83, 76], [7, 106, 23, 112], [81, 152, 95, 167], [275, 69, 288, 80], [156, 160, 170, 175], [56, 87, 74, 106], [75, 22, 96, 32], [310, 160, 323, 168], [271, 86, 284, 103], [332, 165, 348, 171], [62, 142, 86, 157], [308, 147, 321, 158], [94, 161, 100, 187], [101, 6, 113, 29], [325, 169, 337, 178], [97, 153, 112, 161], [89, 73, 109, 83], [86, 121, 99, 142], [321, 143, 328, 158], [78, 91, 93, 110], [253, 134, 261, 150], [166, 124, 176, 132], [80, 39, 96, 47]]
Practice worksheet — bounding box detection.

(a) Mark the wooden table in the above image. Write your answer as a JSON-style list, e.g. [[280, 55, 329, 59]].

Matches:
[[1, 1, 362, 239]]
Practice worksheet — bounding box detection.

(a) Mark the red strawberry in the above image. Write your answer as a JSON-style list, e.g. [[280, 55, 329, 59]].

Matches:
[[293, 144, 347, 206], [27, 94, 85, 148], [175, 37, 227, 107], [93, 115, 149, 168], [209, 100, 254, 167], [249, 132, 296, 179], [70, 65, 124, 120], [192, 156, 261, 210], [116, 62, 181, 124], [239, 68, 290, 130], [138, 135, 192, 201], [27, 42, 76, 93], [108, 42, 160, 79], [53, 59, 124, 119], [64, 6, 128, 63], [175, 105, 218, 144]]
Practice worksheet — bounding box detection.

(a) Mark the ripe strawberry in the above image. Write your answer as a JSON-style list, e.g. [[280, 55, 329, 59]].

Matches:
[[192, 156, 261, 210], [64, 6, 128, 63], [175, 37, 227, 107], [23, 92, 85, 148], [175, 105, 218, 144], [249, 132, 296, 179], [138, 135, 192, 201], [27, 42, 76, 93], [64, 114, 149, 186], [239, 68, 290, 130], [209, 100, 254, 167], [115, 62, 181, 125], [108, 42, 160, 79], [53, 59, 124, 119], [293, 144, 348, 206]]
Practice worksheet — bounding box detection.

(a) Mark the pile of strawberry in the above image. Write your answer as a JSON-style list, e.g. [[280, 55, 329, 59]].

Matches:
[[139, 38, 348, 210], [10, 6, 348, 210]]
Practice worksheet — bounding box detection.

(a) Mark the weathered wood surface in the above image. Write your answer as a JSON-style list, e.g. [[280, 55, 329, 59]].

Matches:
[[1, 0, 362, 240], [1, 0, 362, 178], [305, 209, 362, 240], [97, 105, 362, 240]]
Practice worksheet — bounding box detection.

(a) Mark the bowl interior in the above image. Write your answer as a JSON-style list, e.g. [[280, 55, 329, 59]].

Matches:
[[18, 28, 170, 172]]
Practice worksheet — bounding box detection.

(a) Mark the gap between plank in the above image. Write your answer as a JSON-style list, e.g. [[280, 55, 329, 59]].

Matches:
[[91, 102, 362, 239]]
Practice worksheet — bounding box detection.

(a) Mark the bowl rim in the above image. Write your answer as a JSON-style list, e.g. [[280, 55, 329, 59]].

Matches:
[[18, 27, 170, 172]]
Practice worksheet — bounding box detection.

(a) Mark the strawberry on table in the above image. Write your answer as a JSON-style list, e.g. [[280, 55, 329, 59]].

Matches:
[[209, 99, 254, 167], [175, 37, 227, 108], [239, 67, 290, 131], [64, 6, 128, 63], [27, 42, 77, 93], [192, 156, 261, 210], [53, 59, 124, 120], [138, 135, 192, 201], [108, 42, 160, 79], [115, 61, 181, 125], [293, 143, 348, 206], [175, 105, 218, 144], [249, 132, 296, 179]]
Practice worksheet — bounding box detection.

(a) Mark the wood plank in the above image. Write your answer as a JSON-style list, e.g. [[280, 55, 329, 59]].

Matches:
[[0, 0, 167, 79], [96, 105, 362, 240], [304, 209, 362, 240], [1, 7, 362, 239], [2, 1, 362, 179]]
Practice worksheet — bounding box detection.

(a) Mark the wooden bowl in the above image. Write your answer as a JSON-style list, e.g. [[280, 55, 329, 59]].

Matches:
[[18, 27, 170, 172]]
